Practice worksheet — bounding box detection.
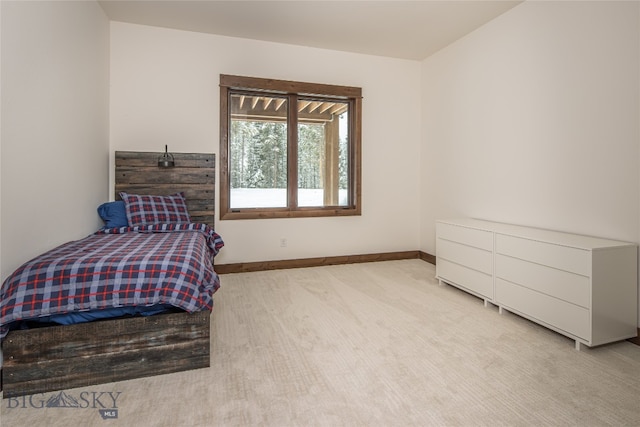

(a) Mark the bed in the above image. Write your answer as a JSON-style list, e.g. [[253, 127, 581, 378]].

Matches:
[[1, 151, 220, 398]]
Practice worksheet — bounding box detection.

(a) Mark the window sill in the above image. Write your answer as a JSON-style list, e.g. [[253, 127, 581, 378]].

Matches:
[[220, 207, 361, 220]]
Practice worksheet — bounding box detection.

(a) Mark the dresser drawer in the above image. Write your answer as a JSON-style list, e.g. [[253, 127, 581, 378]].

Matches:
[[496, 279, 590, 340], [437, 222, 493, 251], [437, 259, 493, 299], [437, 238, 492, 275], [495, 255, 590, 308], [495, 234, 590, 276]]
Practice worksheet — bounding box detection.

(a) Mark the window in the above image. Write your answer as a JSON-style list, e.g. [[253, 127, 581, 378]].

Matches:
[[220, 75, 362, 220]]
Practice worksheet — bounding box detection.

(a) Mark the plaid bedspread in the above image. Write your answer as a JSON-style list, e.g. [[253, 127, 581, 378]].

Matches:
[[0, 223, 224, 339]]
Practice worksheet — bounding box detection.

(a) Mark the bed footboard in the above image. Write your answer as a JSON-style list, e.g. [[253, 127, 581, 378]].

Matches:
[[1, 310, 210, 398]]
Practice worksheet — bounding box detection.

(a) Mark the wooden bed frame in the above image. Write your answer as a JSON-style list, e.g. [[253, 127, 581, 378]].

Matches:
[[1, 151, 216, 398]]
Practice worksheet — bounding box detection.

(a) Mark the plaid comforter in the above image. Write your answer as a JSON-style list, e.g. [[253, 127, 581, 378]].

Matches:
[[0, 223, 224, 339]]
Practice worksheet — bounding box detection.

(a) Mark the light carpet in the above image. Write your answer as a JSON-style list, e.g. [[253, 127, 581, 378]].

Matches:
[[2, 259, 640, 426]]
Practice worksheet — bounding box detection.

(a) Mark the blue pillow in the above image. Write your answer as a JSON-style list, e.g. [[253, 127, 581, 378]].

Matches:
[[97, 201, 129, 229]]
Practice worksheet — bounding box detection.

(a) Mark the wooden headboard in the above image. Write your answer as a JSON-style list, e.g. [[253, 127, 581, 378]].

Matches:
[[115, 151, 215, 228]]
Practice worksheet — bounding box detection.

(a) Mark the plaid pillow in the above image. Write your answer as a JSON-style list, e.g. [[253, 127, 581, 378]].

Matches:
[[120, 192, 191, 226]]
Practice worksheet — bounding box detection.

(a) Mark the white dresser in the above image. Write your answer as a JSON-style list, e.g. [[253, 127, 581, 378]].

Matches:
[[436, 219, 495, 305], [436, 218, 638, 350]]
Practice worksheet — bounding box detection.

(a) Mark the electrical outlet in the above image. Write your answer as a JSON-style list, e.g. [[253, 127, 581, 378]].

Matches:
[[280, 238, 287, 248]]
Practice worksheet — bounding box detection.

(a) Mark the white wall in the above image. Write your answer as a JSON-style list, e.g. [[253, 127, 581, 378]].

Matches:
[[420, 1, 640, 324], [0, 1, 110, 281], [110, 22, 422, 265]]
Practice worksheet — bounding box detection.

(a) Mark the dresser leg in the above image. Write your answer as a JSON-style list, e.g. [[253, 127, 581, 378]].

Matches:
[[575, 341, 582, 351], [498, 306, 504, 315]]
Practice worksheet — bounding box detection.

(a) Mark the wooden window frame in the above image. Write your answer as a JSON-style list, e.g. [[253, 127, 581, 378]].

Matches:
[[219, 74, 362, 220]]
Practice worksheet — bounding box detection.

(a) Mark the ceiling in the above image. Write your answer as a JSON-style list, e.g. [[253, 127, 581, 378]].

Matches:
[[98, 0, 523, 61]]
